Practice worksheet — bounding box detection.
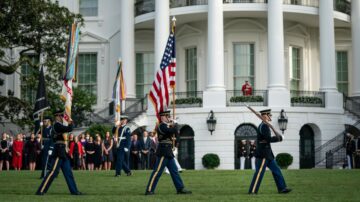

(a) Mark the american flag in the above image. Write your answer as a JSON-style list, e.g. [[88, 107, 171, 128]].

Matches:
[[149, 29, 176, 120]]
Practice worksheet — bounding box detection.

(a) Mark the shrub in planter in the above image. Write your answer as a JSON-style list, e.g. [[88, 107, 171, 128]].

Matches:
[[202, 153, 220, 169], [172, 97, 202, 105], [275, 153, 293, 169], [291, 96, 322, 104], [230, 95, 264, 103]]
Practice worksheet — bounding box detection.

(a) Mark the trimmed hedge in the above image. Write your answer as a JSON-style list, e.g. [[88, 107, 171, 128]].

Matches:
[[172, 97, 202, 105], [202, 153, 220, 169], [230, 95, 264, 103], [275, 153, 293, 169], [291, 96, 322, 104]]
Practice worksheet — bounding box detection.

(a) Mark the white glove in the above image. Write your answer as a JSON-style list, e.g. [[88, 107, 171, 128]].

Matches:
[[281, 135, 284, 141], [40, 122, 44, 126], [48, 150, 53, 155], [124, 148, 129, 152], [172, 119, 178, 124]]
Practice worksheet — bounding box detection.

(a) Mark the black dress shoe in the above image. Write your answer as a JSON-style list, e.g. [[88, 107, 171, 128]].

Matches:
[[114, 174, 120, 177], [36, 192, 44, 196], [126, 172, 132, 176], [248, 192, 257, 195], [145, 191, 154, 195], [279, 188, 292, 194], [71, 191, 84, 195], [177, 188, 192, 194]]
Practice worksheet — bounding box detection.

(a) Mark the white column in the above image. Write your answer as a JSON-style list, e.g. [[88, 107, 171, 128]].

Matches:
[[207, 0, 225, 91], [319, 0, 337, 92], [267, 0, 290, 107], [203, 0, 226, 108], [351, 0, 360, 96], [120, 0, 135, 98], [319, 0, 343, 109], [155, 0, 169, 73]]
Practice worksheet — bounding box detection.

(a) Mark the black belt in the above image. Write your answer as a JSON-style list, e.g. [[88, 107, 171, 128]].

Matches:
[[159, 141, 172, 145], [42, 138, 51, 141]]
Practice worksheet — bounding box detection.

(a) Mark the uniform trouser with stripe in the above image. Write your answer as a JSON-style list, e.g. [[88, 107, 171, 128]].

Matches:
[[248, 158, 287, 194], [146, 156, 184, 193], [115, 148, 130, 175], [40, 141, 53, 178], [36, 156, 79, 194]]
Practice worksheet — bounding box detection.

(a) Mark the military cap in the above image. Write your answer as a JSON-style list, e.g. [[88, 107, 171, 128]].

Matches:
[[120, 115, 129, 120], [53, 109, 63, 116], [259, 109, 271, 115], [159, 110, 171, 116], [44, 116, 52, 122]]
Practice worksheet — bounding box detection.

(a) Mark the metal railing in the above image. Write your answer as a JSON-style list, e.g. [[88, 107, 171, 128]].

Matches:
[[135, 0, 351, 16], [169, 91, 203, 108], [282, 0, 319, 7], [170, 0, 208, 8], [290, 90, 325, 108], [226, 90, 268, 106], [223, 0, 267, 3], [344, 95, 360, 120], [315, 120, 360, 167]]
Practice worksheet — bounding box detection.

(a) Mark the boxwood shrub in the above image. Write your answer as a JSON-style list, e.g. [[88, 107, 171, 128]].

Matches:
[[275, 153, 293, 169], [172, 97, 202, 105], [291, 96, 322, 104], [202, 153, 220, 169]]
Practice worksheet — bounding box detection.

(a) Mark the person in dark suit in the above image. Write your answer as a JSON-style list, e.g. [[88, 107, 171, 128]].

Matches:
[[130, 134, 141, 170], [345, 133, 356, 169], [140, 131, 151, 169], [36, 110, 82, 195], [113, 115, 132, 177], [145, 110, 191, 195], [248, 109, 291, 194]]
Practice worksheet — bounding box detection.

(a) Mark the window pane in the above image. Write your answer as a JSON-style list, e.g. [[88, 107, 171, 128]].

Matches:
[[185, 47, 197, 95], [136, 52, 154, 98], [79, 0, 98, 17], [336, 51, 348, 95], [233, 43, 255, 91], [78, 53, 97, 101]]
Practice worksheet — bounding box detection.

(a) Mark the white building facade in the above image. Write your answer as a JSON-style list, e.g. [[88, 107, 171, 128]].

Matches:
[[2, 0, 359, 170]]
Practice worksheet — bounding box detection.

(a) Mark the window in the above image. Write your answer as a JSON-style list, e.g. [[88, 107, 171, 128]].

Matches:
[[79, 0, 98, 17], [136, 52, 154, 98], [233, 43, 255, 94], [185, 47, 197, 97], [21, 55, 39, 104], [289, 46, 301, 91], [336, 51, 348, 95], [78, 53, 97, 96], [290, 0, 301, 5]]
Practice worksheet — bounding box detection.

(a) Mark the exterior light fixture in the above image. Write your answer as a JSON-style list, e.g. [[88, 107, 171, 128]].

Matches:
[[207, 110, 216, 135], [278, 109, 288, 134]]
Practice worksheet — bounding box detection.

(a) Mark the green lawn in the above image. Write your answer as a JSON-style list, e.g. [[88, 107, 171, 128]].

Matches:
[[0, 169, 359, 202]]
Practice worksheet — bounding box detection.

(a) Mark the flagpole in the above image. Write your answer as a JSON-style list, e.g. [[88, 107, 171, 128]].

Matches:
[[171, 16, 176, 148]]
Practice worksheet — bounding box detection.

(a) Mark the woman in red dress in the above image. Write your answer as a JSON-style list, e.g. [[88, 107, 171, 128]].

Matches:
[[12, 134, 24, 170]]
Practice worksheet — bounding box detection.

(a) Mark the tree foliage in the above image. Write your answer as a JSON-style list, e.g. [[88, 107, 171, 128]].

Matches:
[[0, 0, 94, 129]]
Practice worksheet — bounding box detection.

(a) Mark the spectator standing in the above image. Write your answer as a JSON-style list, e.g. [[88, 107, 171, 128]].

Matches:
[[26, 133, 41, 171], [241, 80, 253, 96], [69, 136, 83, 170], [140, 131, 151, 169], [79, 133, 87, 170], [0, 132, 10, 171], [12, 134, 24, 170], [249, 140, 256, 170], [130, 134, 141, 170], [94, 135, 103, 170], [149, 131, 158, 169], [345, 133, 356, 169], [102, 131, 113, 170], [85, 136, 95, 171]]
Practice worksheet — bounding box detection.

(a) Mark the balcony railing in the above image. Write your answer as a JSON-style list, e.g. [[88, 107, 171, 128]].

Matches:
[[170, 0, 208, 8], [282, 0, 319, 7], [223, 0, 267, 3], [226, 90, 268, 106], [290, 90, 325, 107], [135, 0, 351, 17], [170, 91, 203, 108]]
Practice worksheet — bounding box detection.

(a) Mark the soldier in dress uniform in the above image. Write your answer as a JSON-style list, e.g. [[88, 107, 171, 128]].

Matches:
[[248, 109, 291, 194], [249, 140, 256, 170], [40, 116, 54, 178], [36, 110, 82, 195], [345, 133, 356, 169], [113, 115, 132, 177], [145, 110, 191, 195], [239, 140, 247, 170]]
